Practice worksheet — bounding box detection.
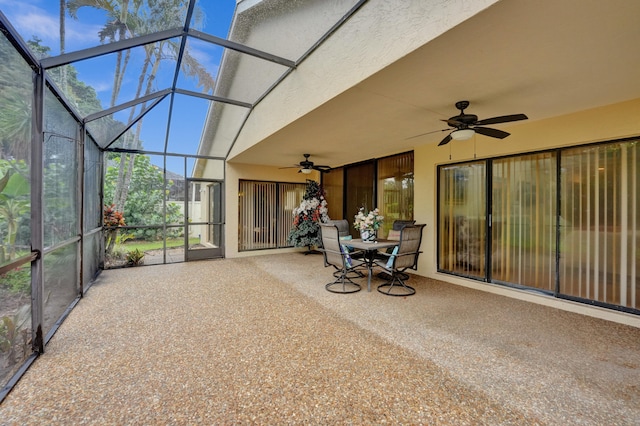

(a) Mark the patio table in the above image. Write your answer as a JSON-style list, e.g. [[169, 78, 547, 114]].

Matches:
[[347, 238, 399, 292]]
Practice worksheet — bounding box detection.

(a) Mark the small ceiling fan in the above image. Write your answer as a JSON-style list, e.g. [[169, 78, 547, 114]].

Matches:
[[410, 101, 528, 146], [281, 154, 331, 174]]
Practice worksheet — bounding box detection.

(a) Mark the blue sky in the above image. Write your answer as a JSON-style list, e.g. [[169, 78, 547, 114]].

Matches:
[[0, 0, 236, 174]]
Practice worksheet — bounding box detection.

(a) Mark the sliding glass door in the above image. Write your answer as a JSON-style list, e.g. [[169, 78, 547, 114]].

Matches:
[[323, 152, 414, 238], [238, 180, 306, 251], [492, 153, 557, 291], [438, 161, 487, 279], [560, 142, 639, 309], [437, 138, 640, 313]]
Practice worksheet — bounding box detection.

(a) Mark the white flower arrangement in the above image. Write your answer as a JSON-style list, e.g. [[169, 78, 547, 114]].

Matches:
[[353, 207, 383, 232], [292, 198, 329, 222]]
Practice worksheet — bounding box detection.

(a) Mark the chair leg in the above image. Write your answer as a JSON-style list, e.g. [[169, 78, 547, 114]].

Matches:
[[326, 268, 361, 294], [377, 271, 415, 296], [376, 271, 409, 281], [334, 269, 364, 279]]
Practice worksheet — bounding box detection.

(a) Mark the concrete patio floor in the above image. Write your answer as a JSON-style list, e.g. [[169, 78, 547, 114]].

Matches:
[[1, 253, 639, 424]]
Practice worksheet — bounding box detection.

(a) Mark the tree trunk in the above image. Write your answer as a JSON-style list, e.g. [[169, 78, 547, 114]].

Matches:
[[59, 0, 67, 92]]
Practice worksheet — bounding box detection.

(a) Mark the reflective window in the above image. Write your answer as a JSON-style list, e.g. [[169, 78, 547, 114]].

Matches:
[[492, 153, 557, 290], [438, 140, 640, 311], [560, 141, 640, 309], [438, 162, 487, 279], [377, 152, 414, 237], [238, 180, 305, 251]]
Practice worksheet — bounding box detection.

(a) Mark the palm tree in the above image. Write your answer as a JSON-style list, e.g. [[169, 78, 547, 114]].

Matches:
[[59, 0, 67, 92], [66, 0, 214, 250]]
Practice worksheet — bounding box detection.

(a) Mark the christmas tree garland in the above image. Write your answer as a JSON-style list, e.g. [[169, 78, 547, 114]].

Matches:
[[288, 180, 330, 248]]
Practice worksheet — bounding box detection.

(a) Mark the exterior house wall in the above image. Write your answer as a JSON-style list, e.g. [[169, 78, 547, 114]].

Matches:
[[225, 162, 317, 257], [227, 0, 498, 159], [202, 0, 640, 325], [220, 0, 498, 256], [414, 98, 640, 327]]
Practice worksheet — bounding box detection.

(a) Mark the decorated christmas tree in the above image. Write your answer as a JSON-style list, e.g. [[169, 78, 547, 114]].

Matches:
[[288, 180, 330, 248]]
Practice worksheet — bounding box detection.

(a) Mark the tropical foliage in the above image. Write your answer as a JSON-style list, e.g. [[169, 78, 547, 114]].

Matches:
[[65, 0, 213, 216], [103, 153, 182, 244], [0, 160, 30, 264]]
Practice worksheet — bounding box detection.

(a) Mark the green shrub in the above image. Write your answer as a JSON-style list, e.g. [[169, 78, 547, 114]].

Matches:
[[126, 248, 144, 266], [1, 266, 30, 294]]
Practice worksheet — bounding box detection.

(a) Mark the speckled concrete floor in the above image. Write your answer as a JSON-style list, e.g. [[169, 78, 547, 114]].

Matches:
[[1, 253, 639, 425]]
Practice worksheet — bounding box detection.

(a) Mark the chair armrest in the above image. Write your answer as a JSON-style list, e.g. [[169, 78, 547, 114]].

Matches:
[[375, 251, 393, 258], [394, 250, 422, 258], [318, 247, 341, 256]]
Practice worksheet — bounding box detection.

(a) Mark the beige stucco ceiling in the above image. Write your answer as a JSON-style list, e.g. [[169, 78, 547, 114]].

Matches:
[[230, 0, 640, 169]]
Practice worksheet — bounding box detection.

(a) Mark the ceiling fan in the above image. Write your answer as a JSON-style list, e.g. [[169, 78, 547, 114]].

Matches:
[[410, 101, 528, 146], [281, 154, 331, 174]]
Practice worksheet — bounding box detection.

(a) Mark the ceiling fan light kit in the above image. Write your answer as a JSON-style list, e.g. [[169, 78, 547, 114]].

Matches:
[[450, 128, 475, 141], [300, 167, 313, 174]]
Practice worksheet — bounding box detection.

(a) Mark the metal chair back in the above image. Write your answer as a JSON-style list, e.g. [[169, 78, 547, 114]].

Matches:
[[326, 219, 350, 238], [394, 224, 425, 270], [320, 224, 344, 268]]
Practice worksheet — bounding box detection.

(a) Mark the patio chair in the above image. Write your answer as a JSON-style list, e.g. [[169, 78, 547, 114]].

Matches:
[[376, 219, 417, 278], [326, 219, 364, 278], [373, 224, 425, 296], [319, 223, 365, 294], [326, 219, 351, 238], [386, 219, 416, 241]]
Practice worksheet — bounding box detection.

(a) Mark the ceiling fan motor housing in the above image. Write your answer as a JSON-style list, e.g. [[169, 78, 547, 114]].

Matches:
[[452, 114, 478, 128]]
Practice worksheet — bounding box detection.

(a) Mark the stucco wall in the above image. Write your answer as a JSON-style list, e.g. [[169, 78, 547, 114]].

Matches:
[[225, 162, 319, 257], [208, 1, 640, 325], [413, 98, 640, 327], [228, 0, 498, 159]]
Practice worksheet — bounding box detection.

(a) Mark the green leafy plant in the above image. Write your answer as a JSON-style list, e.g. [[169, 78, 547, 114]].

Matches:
[[103, 154, 182, 242], [1, 266, 30, 294], [125, 248, 144, 266], [103, 203, 126, 255], [0, 160, 30, 264], [0, 304, 31, 359]]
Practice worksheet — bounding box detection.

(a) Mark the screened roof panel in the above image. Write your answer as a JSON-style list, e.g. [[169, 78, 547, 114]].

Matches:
[[229, 0, 362, 60], [212, 46, 291, 105], [166, 94, 210, 155], [85, 113, 129, 148], [0, 0, 365, 165], [2, 1, 201, 56], [106, 96, 171, 152], [86, 93, 169, 148], [176, 37, 222, 94], [191, 0, 236, 39], [50, 38, 182, 118]]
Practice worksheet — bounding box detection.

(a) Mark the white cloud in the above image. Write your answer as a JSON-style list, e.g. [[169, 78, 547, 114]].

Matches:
[[1, 2, 60, 45], [1, 1, 109, 53], [87, 80, 113, 94]]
